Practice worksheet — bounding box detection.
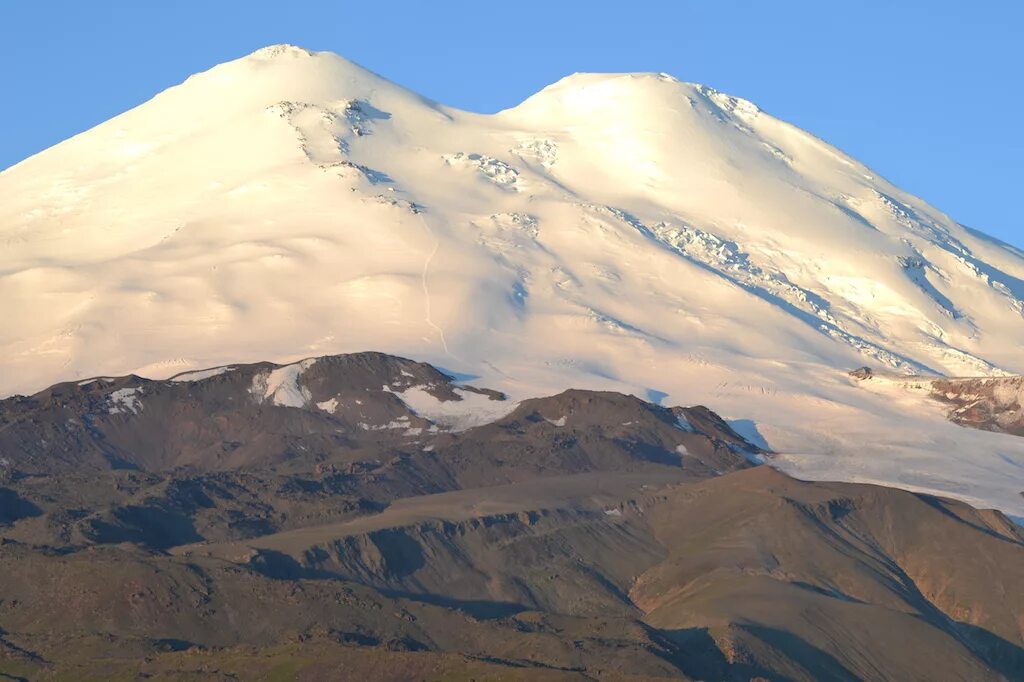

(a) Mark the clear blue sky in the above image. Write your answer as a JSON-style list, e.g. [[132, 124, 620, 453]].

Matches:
[[2, 0, 1021, 247]]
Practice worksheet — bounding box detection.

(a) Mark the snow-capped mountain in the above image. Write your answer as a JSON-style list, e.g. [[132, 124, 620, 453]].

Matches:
[[2, 44, 1024, 516]]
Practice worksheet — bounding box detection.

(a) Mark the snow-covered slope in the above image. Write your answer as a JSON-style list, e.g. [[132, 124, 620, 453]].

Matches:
[[3, 45, 1024, 516]]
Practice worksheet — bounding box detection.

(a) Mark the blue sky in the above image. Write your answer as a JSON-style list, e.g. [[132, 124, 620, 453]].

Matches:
[[2, 1, 1021, 247]]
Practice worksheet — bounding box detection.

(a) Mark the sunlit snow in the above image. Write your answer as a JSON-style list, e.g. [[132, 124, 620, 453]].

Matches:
[[1, 45, 1024, 516], [250, 358, 317, 408]]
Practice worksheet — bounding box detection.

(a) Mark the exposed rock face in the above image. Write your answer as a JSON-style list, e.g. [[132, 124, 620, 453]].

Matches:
[[0, 352, 756, 477], [0, 352, 472, 474], [930, 375, 1024, 436], [0, 352, 756, 550], [850, 367, 1024, 438], [1, 353, 1022, 680]]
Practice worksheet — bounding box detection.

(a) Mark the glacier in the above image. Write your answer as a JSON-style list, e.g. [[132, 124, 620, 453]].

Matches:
[[2, 44, 1024, 516]]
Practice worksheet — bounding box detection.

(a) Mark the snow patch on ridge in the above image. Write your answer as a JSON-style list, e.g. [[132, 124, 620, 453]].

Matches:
[[251, 359, 317, 408], [107, 387, 143, 415], [171, 366, 235, 382], [79, 378, 116, 386], [391, 385, 518, 431], [359, 415, 412, 431], [316, 397, 339, 414]]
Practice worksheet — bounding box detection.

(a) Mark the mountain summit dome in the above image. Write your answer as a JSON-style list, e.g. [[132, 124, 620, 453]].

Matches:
[[247, 43, 319, 59]]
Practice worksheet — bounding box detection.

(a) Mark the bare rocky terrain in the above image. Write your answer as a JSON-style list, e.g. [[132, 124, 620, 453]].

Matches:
[[1, 353, 1022, 681], [929, 375, 1024, 437], [850, 366, 1024, 438]]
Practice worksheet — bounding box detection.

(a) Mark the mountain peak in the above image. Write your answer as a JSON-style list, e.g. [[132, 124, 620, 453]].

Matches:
[[247, 44, 318, 60], [513, 70, 686, 107], [549, 70, 682, 87], [502, 69, 762, 124], [2, 46, 1024, 521]]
